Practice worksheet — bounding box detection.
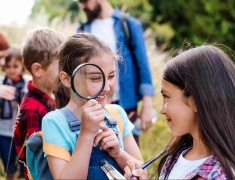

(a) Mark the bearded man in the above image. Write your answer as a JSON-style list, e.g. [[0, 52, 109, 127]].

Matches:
[[76, 0, 155, 145]]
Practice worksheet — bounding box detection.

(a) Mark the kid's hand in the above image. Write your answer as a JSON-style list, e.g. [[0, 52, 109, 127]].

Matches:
[[124, 160, 149, 180], [80, 99, 105, 136], [0, 84, 15, 100], [94, 124, 120, 157]]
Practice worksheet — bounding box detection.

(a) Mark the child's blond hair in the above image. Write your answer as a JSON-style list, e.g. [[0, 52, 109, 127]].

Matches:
[[22, 27, 66, 73]]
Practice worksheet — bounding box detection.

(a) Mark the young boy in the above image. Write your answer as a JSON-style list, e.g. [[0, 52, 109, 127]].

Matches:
[[0, 46, 31, 180], [0, 31, 16, 101], [13, 27, 66, 179]]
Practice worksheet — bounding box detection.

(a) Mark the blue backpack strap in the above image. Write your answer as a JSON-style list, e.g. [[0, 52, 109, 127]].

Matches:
[[26, 131, 53, 180], [104, 105, 124, 136], [103, 108, 124, 149], [26, 108, 80, 180], [103, 109, 118, 127], [60, 107, 81, 131]]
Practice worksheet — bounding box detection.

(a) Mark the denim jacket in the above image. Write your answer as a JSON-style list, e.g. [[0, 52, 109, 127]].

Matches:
[[77, 8, 155, 110]]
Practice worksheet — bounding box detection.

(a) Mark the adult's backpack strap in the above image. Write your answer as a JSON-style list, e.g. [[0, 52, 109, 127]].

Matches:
[[120, 12, 139, 70], [104, 105, 124, 136], [60, 107, 81, 131], [120, 12, 131, 49]]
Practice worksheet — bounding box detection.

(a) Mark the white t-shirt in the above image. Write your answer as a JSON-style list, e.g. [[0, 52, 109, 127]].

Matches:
[[168, 149, 210, 179], [91, 18, 120, 102], [91, 18, 116, 52]]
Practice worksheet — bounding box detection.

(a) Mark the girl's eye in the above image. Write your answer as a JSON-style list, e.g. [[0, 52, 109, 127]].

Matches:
[[89, 76, 102, 82], [162, 94, 168, 100], [109, 74, 115, 79]]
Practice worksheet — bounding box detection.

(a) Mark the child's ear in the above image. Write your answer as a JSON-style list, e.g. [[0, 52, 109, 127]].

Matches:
[[31, 63, 42, 78], [188, 96, 197, 112], [59, 71, 71, 88]]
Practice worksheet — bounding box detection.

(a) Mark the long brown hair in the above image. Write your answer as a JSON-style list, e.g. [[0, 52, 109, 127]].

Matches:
[[157, 45, 235, 179]]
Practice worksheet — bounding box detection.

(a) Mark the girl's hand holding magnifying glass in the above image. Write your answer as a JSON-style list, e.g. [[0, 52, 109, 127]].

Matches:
[[80, 99, 105, 137]]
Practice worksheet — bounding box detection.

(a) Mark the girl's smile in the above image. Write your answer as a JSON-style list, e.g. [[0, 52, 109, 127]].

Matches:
[[166, 117, 172, 123], [160, 79, 198, 137], [96, 94, 106, 103]]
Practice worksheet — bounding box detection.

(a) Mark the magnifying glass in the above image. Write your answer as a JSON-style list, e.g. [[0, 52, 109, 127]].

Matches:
[[71, 63, 106, 100]]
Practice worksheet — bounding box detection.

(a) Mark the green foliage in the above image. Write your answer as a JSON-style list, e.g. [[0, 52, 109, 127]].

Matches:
[[67, 1, 80, 23], [30, 0, 235, 59], [149, 0, 235, 54], [31, 0, 79, 23], [110, 0, 152, 28], [151, 22, 175, 50]]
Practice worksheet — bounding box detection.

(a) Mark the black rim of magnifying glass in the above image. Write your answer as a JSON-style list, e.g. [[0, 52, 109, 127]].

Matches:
[[71, 63, 106, 100]]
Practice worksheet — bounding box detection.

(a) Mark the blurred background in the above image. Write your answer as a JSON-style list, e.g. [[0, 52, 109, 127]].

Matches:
[[0, 0, 235, 178]]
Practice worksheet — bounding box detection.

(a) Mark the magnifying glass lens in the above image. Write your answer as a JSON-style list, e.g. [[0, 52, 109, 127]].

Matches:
[[72, 63, 105, 100]]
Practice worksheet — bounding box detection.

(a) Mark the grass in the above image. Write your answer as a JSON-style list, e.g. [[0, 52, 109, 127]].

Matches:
[[138, 43, 171, 178], [0, 160, 4, 178], [139, 119, 171, 178], [0, 159, 25, 180]]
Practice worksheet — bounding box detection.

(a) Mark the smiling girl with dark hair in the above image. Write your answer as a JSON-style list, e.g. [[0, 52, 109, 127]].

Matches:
[[124, 45, 235, 180]]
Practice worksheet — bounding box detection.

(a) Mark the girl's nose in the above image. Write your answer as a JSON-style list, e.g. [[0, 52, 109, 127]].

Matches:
[[10, 68, 15, 74], [159, 104, 166, 115], [103, 79, 111, 92]]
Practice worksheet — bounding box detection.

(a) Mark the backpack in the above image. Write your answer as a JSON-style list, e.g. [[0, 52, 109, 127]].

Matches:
[[26, 105, 124, 180], [119, 12, 132, 50]]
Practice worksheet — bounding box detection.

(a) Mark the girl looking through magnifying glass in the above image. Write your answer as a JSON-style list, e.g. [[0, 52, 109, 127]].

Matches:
[[42, 32, 143, 179]]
